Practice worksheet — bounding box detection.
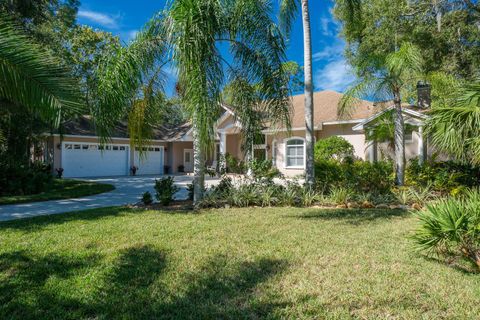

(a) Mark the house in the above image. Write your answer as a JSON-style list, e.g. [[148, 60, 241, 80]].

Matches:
[[43, 90, 431, 178]]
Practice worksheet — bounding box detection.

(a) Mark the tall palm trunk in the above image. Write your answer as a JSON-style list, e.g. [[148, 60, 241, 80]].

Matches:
[[301, 0, 315, 188], [192, 111, 205, 206], [393, 89, 405, 186]]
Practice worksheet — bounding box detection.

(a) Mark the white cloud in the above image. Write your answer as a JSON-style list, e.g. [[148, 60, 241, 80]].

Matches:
[[315, 58, 355, 92], [124, 30, 139, 42], [78, 10, 119, 29], [313, 41, 344, 62]]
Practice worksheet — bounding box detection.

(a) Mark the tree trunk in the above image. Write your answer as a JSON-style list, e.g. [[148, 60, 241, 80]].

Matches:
[[192, 112, 205, 206], [302, 0, 315, 188], [433, 0, 442, 32], [393, 90, 405, 186]]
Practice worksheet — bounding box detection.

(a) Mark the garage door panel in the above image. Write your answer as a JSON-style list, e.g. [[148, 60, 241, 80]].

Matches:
[[63, 143, 129, 178], [134, 146, 164, 175]]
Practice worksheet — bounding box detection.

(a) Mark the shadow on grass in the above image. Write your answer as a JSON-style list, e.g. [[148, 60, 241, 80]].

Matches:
[[423, 255, 480, 275], [291, 208, 410, 225], [0, 206, 131, 232], [0, 244, 289, 319]]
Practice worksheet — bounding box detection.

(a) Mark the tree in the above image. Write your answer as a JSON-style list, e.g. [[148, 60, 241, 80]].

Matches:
[[166, 0, 291, 204], [0, 16, 83, 164], [280, 0, 315, 188], [339, 42, 424, 185], [425, 81, 480, 164]]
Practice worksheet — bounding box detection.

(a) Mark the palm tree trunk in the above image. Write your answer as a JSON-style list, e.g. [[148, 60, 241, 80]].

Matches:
[[192, 111, 205, 206], [393, 90, 405, 186], [301, 0, 315, 188]]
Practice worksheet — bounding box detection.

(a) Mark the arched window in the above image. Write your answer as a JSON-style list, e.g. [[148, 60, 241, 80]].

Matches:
[[285, 138, 305, 168]]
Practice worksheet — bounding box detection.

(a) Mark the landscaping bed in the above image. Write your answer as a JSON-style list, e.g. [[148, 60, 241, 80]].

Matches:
[[0, 179, 115, 205], [0, 206, 478, 319]]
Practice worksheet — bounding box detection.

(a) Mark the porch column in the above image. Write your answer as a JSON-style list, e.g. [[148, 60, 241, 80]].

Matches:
[[418, 126, 427, 165], [219, 132, 227, 172], [367, 141, 378, 163]]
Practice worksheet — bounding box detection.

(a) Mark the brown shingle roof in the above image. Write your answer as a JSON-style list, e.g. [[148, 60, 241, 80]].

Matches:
[[289, 90, 375, 128], [60, 115, 191, 141]]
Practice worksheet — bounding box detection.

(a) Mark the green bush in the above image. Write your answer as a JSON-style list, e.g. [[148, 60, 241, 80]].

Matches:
[[0, 161, 53, 196], [406, 159, 480, 194], [314, 136, 355, 162], [315, 159, 394, 194], [141, 191, 153, 205], [412, 189, 480, 271], [154, 177, 179, 206], [251, 159, 282, 180], [225, 153, 245, 174]]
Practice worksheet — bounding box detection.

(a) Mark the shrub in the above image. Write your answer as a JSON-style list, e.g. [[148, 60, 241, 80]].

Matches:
[[154, 177, 179, 206], [0, 161, 53, 196], [315, 159, 394, 194], [328, 186, 354, 205], [412, 189, 480, 271], [314, 136, 354, 162], [141, 191, 153, 205], [251, 159, 282, 180], [406, 159, 480, 193], [225, 153, 245, 174]]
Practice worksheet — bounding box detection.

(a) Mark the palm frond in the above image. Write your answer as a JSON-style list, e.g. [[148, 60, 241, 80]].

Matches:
[[0, 16, 83, 127], [279, 0, 298, 37]]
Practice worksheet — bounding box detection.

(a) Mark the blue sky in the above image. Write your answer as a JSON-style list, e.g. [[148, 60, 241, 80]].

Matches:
[[77, 0, 354, 95]]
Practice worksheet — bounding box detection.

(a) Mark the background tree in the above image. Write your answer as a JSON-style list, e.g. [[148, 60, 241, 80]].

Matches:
[[339, 42, 424, 185], [0, 16, 83, 165]]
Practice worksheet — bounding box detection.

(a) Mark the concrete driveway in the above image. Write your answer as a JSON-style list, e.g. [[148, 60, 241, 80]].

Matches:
[[0, 175, 220, 222]]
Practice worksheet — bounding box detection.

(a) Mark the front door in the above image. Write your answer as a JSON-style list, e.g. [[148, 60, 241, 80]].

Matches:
[[184, 149, 194, 172]]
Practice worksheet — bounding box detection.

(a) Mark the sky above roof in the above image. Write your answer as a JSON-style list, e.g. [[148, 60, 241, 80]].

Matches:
[[77, 0, 354, 96]]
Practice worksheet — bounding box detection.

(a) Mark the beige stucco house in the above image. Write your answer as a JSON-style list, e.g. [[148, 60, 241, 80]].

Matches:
[[44, 90, 430, 178]]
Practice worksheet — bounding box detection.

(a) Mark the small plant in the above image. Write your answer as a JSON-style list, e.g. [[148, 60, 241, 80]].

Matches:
[[187, 183, 194, 200], [300, 188, 319, 207], [412, 189, 480, 271], [154, 177, 179, 206], [55, 167, 64, 179], [130, 166, 138, 176], [141, 191, 153, 205], [328, 186, 354, 205]]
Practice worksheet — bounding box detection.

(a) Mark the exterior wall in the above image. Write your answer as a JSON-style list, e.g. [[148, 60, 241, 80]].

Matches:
[[376, 129, 421, 162], [265, 123, 368, 177], [226, 133, 242, 159], [169, 141, 194, 173]]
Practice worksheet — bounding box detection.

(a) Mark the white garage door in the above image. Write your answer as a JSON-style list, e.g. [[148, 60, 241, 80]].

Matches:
[[134, 146, 164, 175], [62, 143, 129, 178]]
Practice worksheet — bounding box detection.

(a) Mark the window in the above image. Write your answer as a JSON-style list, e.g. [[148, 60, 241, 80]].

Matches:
[[285, 138, 304, 168], [74, 144, 81, 150], [120, 146, 126, 151], [65, 144, 72, 149]]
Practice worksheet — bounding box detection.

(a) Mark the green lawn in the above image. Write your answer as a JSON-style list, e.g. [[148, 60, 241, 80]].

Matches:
[[0, 207, 478, 319], [0, 179, 115, 205]]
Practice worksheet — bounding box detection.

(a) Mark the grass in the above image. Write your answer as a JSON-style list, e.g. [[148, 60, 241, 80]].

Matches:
[[0, 207, 478, 319], [0, 179, 115, 205]]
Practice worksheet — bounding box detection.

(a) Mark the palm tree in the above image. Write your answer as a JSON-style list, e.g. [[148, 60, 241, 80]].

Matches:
[[280, 0, 315, 188], [279, 0, 362, 188], [99, 1, 291, 205], [340, 42, 424, 186], [0, 16, 83, 128], [165, 0, 291, 204], [425, 81, 480, 164]]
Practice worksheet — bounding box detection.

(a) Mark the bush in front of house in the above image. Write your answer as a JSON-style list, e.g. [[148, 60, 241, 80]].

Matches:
[[251, 159, 282, 180], [154, 177, 179, 206], [141, 191, 153, 205], [412, 188, 480, 271], [0, 161, 53, 196], [314, 136, 355, 162], [406, 158, 480, 195], [315, 158, 395, 195], [225, 153, 245, 174]]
